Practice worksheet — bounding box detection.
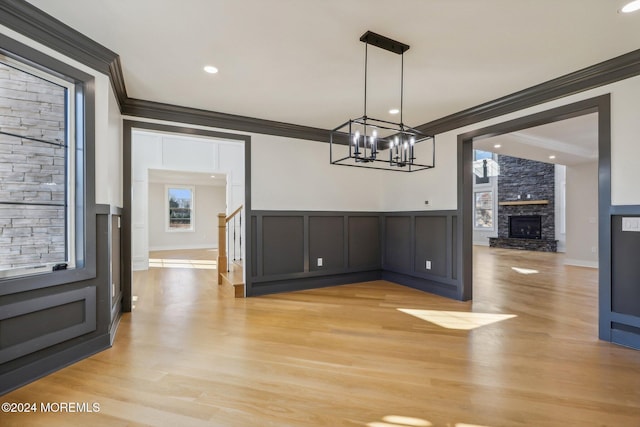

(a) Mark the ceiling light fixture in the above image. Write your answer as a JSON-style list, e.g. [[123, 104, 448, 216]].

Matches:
[[549, 155, 556, 159], [621, 0, 640, 13], [389, 108, 400, 115], [330, 31, 435, 172], [203, 65, 219, 74], [494, 144, 501, 148]]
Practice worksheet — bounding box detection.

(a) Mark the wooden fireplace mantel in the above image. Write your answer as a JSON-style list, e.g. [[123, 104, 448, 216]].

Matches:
[[499, 200, 549, 206]]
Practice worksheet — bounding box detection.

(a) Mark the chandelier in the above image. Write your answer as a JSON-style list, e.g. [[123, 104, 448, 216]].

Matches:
[[330, 31, 435, 172]]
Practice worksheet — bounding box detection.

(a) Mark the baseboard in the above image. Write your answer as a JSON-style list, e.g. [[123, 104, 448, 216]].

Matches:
[[382, 271, 460, 300], [132, 258, 148, 271], [564, 259, 599, 269], [0, 334, 111, 396], [148, 243, 217, 251], [248, 271, 382, 296]]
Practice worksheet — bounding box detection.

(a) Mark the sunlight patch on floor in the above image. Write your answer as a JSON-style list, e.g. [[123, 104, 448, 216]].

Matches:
[[148, 258, 217, 270], [398, 309, 517, 330], [511, 266, 539, 275], [367, 415, 492, 427]]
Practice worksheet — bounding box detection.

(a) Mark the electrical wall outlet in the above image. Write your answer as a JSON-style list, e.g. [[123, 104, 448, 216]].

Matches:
[[317, 257, 323, 267], [425, 260, 432, 270]]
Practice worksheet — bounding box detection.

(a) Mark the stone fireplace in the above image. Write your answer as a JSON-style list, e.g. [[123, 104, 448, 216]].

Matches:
[[489, 155, 558, 252]]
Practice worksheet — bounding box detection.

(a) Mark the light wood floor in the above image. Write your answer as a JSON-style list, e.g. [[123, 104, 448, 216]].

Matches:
[[2, 247, 640, 426]]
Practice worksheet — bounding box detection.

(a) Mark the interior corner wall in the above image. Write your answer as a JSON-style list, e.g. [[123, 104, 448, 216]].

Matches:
[[148, 183, 225, 251], [378, 133, 458, 211], [100, 86, 123, 207], [565, 161, 599, 268], [250, 134, 384, 212]]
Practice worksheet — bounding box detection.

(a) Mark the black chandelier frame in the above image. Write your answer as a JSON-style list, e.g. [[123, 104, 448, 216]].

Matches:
[[330, 31, 435, 172]]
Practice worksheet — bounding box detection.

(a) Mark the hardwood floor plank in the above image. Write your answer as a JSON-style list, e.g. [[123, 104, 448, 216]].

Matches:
[[1, 247, 639, 426]]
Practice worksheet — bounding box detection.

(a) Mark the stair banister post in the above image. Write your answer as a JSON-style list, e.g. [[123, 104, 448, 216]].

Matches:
[[217, 213, 227, 284]]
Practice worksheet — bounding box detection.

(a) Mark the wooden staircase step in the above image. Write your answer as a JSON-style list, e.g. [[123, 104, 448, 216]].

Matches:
[[219, 263, 244, 298]]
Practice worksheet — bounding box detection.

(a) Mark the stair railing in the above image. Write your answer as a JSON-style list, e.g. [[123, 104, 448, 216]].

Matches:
[[217, 205, 243, 283]]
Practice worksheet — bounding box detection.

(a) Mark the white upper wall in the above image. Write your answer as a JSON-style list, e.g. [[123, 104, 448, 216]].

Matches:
[[565, 161, 598, 268], [0, 24, 123, 208], [250, 134, 384, 211]]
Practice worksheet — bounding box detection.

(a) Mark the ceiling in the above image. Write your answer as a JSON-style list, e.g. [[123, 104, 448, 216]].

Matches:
[[25, 0, 640, 133], [474, 113, 598, 166]]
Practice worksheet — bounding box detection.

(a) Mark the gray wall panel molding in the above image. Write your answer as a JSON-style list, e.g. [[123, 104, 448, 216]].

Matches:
[[251, 210, 460, 297], [416, 49, 640, 136], [0, 333, 110, 395], [122, 98, 331, 143], [610, 205, 640, 215], [0, 286, 97, 364], [249, 271, 382, 296], [381, 271, 458, 300]]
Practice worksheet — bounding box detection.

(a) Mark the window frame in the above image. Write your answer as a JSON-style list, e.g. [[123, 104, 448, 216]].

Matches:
[[165, 185, 195, 232], [0, 33, 96, 291], [472, 149, 498, 232], [0, 54, 77, 279]]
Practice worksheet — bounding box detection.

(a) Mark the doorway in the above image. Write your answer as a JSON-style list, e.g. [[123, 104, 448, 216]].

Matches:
[[122, 121, 252, 312], [457, 94, 611, 340]]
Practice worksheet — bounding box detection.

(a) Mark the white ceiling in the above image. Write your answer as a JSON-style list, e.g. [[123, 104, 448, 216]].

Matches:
[[25, 0, 640, 132], [474, 113, 598, 166]]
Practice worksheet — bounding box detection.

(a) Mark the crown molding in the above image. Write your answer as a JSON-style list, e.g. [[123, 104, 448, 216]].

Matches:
[[0, 0, 129, 110], [122, 98, 330, 142], [0, 0, 117, 74], [415, 48, 640, 136], [2, 0, 640, 141]]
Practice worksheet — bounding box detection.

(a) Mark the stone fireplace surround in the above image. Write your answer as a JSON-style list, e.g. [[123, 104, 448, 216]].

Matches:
[[489, 155, 558, 252]]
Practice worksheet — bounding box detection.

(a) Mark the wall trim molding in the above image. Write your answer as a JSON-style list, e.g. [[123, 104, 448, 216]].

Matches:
[[416, 49, 640, 136], [564, 259, 599, 269], [121, 98, 330, 142], [3, 1, 640, 143]]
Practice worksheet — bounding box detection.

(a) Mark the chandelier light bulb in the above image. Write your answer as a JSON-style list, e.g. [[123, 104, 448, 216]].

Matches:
[[410, 137, 415, 145], [354, 131, 360, 144]]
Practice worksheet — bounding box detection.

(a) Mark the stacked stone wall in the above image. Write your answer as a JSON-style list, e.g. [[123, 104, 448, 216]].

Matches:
[[0, 62, 66, 269]]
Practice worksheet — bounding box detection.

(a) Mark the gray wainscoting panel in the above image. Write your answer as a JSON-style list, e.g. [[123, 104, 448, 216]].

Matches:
[[385, 216, 412, 272], [309, 216, 344, 272], [251, 215, 258, 276], [348, 216, 381, 269], [414, 216, 448, 277], [262, 216, 304, 276], [0, 287, 96, 364], [249, 210, 458, 298], [611, 215, 640, 318]]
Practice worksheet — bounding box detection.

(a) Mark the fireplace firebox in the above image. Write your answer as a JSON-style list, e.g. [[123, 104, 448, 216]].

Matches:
[[509, 215, 542, 239]]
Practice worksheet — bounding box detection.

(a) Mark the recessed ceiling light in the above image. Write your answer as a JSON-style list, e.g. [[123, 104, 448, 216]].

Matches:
[[494, 144, 501, 148], [389, 108, 400, 115], [204, 65, 219, 74], [210, 175, 216, 178], [621, 0, 640, 13], [549, 155, 556, 160]]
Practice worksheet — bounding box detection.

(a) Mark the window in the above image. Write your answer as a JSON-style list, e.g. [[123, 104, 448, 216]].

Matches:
[[474, 149, 494, 184], [0, 54, 78, 278], [166, 186, 194, 231], [474, 191, 494, 229]]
